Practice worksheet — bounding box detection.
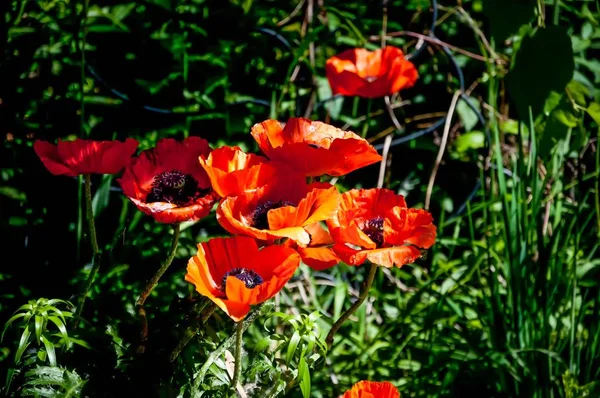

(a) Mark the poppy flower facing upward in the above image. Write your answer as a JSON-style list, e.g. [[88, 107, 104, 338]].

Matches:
[[185, 236, 301, 321], [327, 188, 436, 268], [198, 145, 280, 198], [250, 117, 382, 177], [118, 137, 217, 224], [326, 46, 418, 98], [34, 138, 139, 176], [217, 177, 340, 247], [341, 381, 400, 398]]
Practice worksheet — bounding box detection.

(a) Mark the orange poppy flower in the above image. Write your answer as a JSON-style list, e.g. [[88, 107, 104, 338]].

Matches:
[[326, 46, 418, 98], [185, 236, 301, 321], [285, 222, 340, 271], [198, 145, 280, 198], [217, 179, 340, 246], [34, 138, 139, 176], [250, 117, 382, 177], [341, 381, 400, 398], [118, 137, 217, 224], [327, 188, 436, 268]]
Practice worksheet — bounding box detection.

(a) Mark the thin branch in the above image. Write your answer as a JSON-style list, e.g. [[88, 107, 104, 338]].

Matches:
[[425, 90, 462, 210]]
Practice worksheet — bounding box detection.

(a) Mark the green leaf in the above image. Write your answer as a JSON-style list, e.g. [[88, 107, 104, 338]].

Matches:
[[587, 102, 600, 125], [455, 131, 485, 153], [298, 356, 311, 398], [47, 316, 68, 345], [92, 174, 114, 216], [286, 331, 301, 364], [316, 76, 343, 120], [15, 325, 31, 364], [2, 313, 26, 342], [0, 186, 26, 201], [35, 315, 43, 344], [507, 26, 575, 119], [456, 99, 479, 132], [40, 335, 56, 367]]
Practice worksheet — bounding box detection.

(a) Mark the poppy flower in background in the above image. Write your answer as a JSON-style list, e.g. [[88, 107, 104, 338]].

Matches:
[[185, 236, 301, 321], [250, 117, 382, 177], [34, 138, 139, 176], [285, 222, 340, 271], [327, 188, 436, 268], [341, 380, 401, 398], [118, 137, 218, 224], [217, 177, 340, 246], [325, 46, 418, 99], [199, 145, 280, 198]]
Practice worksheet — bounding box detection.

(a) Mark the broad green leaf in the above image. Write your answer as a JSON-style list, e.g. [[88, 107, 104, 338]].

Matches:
[[587, 102, 600, 124], [456, 99, 479, 132], [455, 131, 485, 153], [483, 0, 536, 43]]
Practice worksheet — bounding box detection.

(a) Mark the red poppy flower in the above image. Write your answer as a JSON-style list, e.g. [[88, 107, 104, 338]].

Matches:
[[34, 138, 139, 176], [327, 188, 436, 268], [217, 179, 340, 246], [341, 381, 400, 398], [118, 137, 217, 224], [185, 236, 300, 321], [199, 145, 280, 198], [326, 46, 418, 98], [251, 117, 382, 177], [285, 223, 340, 271]]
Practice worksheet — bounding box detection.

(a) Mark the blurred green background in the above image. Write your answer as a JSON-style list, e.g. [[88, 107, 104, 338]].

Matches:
[[1, 0, 600, 397]]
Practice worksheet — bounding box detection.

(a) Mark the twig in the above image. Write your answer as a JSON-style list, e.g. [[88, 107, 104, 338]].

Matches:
[[276, 0, 307, 26], [425, 90, 462, 210], [370, 31, 506, 65], [377, 134, 393, 189]]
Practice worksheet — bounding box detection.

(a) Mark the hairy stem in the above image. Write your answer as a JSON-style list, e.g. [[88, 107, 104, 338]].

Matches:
[[136, 223, 181, 353], [191, 304, 268, 396], [75, 174, 101, 323], [231, 320, 244, 388], [325, 262, 378, 349], [169, 301, 216, 362]]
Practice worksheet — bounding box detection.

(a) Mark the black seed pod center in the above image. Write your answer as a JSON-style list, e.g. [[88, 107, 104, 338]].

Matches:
[[146, 170, 201, 206], [251, 200, 295, 230], [361, 216, 384, 247], [221, 268, 264, 291]]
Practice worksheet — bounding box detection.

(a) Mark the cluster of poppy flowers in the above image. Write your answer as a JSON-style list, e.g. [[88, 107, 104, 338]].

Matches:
[[35, 116, 435, 320], [34, 46, 424, 394]]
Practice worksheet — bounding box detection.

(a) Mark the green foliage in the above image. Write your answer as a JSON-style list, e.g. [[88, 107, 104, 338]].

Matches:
[[21, 367, 86, 398]]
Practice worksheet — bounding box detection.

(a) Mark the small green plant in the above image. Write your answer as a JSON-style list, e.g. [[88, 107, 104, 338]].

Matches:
[[20, 366, 87, 398], [2, 298, 83, 393]]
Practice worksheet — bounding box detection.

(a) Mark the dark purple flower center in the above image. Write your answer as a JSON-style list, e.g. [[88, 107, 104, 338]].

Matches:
[[146, 169, 203, 206], [221, 268, 264, 291], [251, 200, 295, 230], [361, 216, 384, 247]]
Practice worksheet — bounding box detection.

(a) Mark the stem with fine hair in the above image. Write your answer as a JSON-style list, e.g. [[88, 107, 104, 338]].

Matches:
[[325, 262, 378, 349], [75, 174, 101, 322], [136, 223, 181, 353], [191, 304, 268, 396], [231, 320, 244, 388]]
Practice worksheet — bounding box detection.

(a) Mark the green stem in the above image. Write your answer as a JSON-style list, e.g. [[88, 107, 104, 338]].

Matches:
[[595, 128, 600, 237], [325, 262, 378, 349], [191, 304, 267, 396], [136, 223, 181, 352], [231, 320, 244, 388], [75, 174, 100, 322], [552, 0, 560, 25]]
